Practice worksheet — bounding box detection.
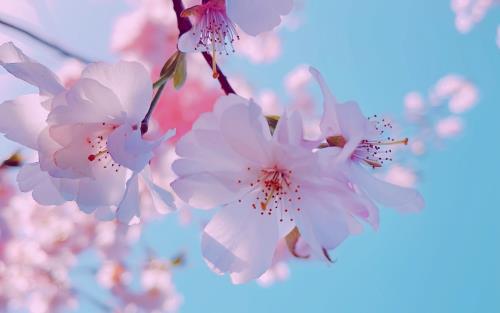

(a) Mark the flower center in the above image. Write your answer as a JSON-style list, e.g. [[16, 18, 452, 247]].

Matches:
[[237, 166, 303, 222], [326, 116, 408, 168], [86, 122, 122, 172], [184, 1, 239, 78]]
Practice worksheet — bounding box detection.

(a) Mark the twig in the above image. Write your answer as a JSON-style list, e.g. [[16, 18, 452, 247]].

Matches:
[[171, 0, 236, 95], [0, 18, 93, 64], [141, 82, 166, 134]]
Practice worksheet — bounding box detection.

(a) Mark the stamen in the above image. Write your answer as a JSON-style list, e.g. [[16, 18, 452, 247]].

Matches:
[[88, 150, 107, 162], [211, 44, 219, 79], [237, 167, 301, 222]]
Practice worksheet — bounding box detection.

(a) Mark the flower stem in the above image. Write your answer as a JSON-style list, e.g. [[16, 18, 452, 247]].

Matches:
[[0, 18, 93, 64], [141, 81, 167, 135], [171, 0, 236, 95]]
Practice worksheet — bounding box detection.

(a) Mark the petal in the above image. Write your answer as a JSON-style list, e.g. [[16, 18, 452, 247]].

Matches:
[[81, 61, 152, 121], [171, 171, 243, 209], [349, 163, 425, 212], [74, 164, 128, 213], [141, 167, 176, 214], [227, 0, 293, 36], [273, 110, 304, 146], [0, 42, 64, 96], [219, 100, 273, 165], [310, 67, 341, 136], [116, 173, 140, 224], [310, 67, 373, 162], [201, 195, 279, 284], [178, 26, 207, 53], [290, 185, 355, 260], [17, 163, 66, 205], [94, 206, 117, 221], [109, 127, 174, 172], [107, 125, 155, 172], [47, 78, 124, 124], [0, 94, 47, 149]]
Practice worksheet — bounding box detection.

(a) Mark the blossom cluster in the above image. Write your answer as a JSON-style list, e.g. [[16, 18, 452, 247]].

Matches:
[[0, 0, 484, 311]]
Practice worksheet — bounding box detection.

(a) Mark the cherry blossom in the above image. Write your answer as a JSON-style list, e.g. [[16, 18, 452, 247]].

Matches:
[[311, 67, 425, 222], [0, 42, 175, 223], [451, 0, 496, 33], [172, 94, 366, 283], [384, 165, 418, 189], [97, 258, 182, 312], [178, 0, 292, 76], [0, 195, 95, 313], [111, 0, 179, 69], [403, 75, 478, 154]]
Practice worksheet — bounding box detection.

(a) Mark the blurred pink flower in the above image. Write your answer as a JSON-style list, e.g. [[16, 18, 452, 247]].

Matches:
[[451, 0, 496, 33], [0, 195, 96, 313], [430, 75, 479, 114], [56, 60, 84, 88], [111, 0, 179, 69], [384, 165, 418, 188], [404, 92, 425, 117], [410, 139, 426, 156], [497, 25, 500, 47], [402, 74, 478, 157], [435, 116, 464, 138], [97, 259, 182, 312], [153, 80, 221, 143], [234, 30, 282, 63]]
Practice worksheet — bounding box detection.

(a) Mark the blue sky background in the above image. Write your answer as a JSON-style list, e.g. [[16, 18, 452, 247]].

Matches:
[[1, 1, 499, 312]]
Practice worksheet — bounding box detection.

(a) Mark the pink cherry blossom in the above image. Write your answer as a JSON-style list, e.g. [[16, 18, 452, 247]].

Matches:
[[234, 30, 282, 63], [384, 165, 418, 189], [430, 75, 479, 114], [451, 0, 496, 33], [404, 92, 425, 117], [497, 25, 500, 47], [0, 42, 175, 223], [97, 259, 182, 312], [172, 94, 366, 283], [111, 0, 179, 69], [152, 79, 221, 143], [435, 116, 464, 138], [402, 74, 478, 155], [0, 195, 96, 313], [178, 0, 292, 75], [311, 67, 424, 220]]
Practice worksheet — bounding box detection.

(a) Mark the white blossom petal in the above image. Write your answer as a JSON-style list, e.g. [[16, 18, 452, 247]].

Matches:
[[201, 195, 279, 284], [0, 42, 64, 96], [0, 94, 47, 149], [349, 162, 424, 212], [227, 0, 293, 36], [81, 61, 152, 121], [117, 173, 140, 224]]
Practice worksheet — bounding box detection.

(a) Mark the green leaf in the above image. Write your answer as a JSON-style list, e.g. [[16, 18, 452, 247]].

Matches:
[[153, 51, 180, 89], [173, 52, 187, 89]]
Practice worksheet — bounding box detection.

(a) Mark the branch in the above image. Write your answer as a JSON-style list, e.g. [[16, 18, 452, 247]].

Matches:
[[171, 0, 235, 95], [141, 82, 166, 134], [0, 18, 93, 64]]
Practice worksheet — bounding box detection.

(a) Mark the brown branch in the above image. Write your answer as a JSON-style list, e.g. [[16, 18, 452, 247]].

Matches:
[[172, 0, 236, 95], [0, 18, 93, 63]]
